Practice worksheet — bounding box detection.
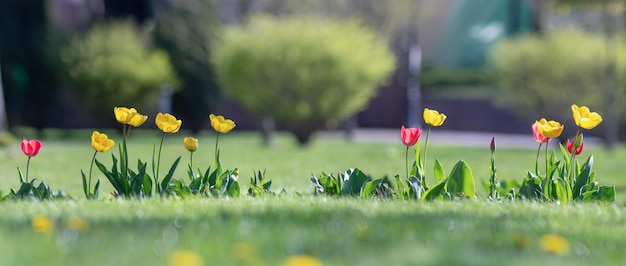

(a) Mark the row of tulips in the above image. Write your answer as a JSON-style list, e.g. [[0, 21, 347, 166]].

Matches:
[[313, 104, 614, 203], [1, 104, 616, 203]]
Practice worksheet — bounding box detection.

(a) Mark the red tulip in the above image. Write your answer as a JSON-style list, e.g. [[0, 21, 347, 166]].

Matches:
[[400, 125, 421, 146], [21, 139, 42, 157], [532, 123, 548, 143], [566, 138, 584, 155]]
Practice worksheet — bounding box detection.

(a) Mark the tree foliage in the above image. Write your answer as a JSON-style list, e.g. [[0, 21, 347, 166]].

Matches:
[[489, 28, 626, 136], [212, 16, 395, 144], [60, 20, 179, 115]]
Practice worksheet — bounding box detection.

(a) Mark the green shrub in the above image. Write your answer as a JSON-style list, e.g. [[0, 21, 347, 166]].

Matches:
[[489, 29, 626, 135], [60, 20, 178, 114], [212, 16, 395, 144]]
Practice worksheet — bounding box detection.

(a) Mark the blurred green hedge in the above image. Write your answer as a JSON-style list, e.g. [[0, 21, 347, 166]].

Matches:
[[489, 28, 626, 135], [60, 20, 179, 115], [212, 16, 394, 144]]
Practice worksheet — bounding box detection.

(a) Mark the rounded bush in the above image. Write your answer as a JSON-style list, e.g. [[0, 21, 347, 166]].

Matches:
[[489, 29, 626, 134], [60, 20, 179, 115], [212, 16, 395, 144]]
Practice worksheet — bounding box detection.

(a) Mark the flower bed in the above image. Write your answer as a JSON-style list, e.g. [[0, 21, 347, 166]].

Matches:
[[1, 104, 615, 203]]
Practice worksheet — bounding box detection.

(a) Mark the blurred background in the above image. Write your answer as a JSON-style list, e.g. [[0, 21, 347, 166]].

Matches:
[[0, 0, 624, 146]]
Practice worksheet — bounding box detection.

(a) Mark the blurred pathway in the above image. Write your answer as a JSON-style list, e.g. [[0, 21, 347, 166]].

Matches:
[[320, 129, 603, 149]]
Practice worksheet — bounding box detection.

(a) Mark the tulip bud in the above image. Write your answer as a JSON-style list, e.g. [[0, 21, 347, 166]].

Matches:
[[574, 133, 583, 149], [490, 137, 496, 153]]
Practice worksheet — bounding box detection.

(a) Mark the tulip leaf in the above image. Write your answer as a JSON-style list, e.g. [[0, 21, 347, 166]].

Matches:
[[582, 185, 615, 202], [361, 179, 382, 198], [445, 160, 475, 198], [227, 176, 240, 197], [423, 178, 447, 201], [559, 143, 571, 169], [554, 178, 568, 204], [343, 168, 370, 196], [81, 170, 89, 199], [433, 159, 445, 184], [394, 175, 405, 200], [161, 156, 181, 191], [573, 155, 593, 199], [407, 176, 422, 200], [93, 180, 100, 199]]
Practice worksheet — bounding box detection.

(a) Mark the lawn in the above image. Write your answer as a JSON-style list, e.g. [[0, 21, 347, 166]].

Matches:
[[1, 130, 626, 265]]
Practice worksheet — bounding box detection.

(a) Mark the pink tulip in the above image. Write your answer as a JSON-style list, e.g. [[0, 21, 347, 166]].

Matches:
[[400, 126, 421, 146], [21, 139, 42, 157], [532, 123, 548, 143]]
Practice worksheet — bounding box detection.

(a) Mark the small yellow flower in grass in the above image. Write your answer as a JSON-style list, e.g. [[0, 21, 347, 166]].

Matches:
[[209, 114, 236, 134], [534, 118, 564, 139], [65, 217, 89, 232], [91, 131, 115, 153], [168, 250, 204, 266], [32, 215, 54, 234], [234, 242, 261, 264], [540, 234, 570, 255], [572, 104, 602, 130], [283, 254, 323, 266], [423, 108, 447, 127], [184, 137, 198, 152], [156, 112, 182, 133]]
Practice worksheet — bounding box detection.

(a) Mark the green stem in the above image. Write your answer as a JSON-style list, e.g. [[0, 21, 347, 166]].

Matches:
[[546, 139, 550, 178], [569, 128, 582, 184], [214, 133, 220, 168], [190, 151, 194, 170], [490, 153, 497, 199], [422, 127, 431, 171], [121, 125, 128, 180], [405, 146, 410, 180], [534, 143, 542, 175], [25, 156, 31, 183], [156, 132, 166, 190], [88, 151, 97, 197]]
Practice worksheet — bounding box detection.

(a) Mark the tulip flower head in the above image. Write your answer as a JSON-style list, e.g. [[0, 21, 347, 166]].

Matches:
[[534, 118, 564, 139], [400, 125, 421, 146], [156, 113, 182, 133], [423, 108, 447, 127], [566, 137, 584, 155], [91, 131, 115, 153], [209, 114, 236, 134], [127, 113, 148, 127], [21, 138, 42, 183], [114, 107, 138, 125], [21, 139, 42, 157], [571, 104, 602, 130], [532, 123, 548, 143], [184, 137, 198, 152]]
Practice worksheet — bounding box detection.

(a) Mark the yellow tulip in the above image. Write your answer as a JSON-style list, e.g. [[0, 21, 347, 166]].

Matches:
[[571, 104, 602, 130], [184, 137, 198, 152], [156, 112, 182, 133], [128, 112, 148, 127], [114, 107, 137, 125], [91, 131, 115, 152], [534, 118, 564, 139], [209, 114, 236, 134], [423, 108, 447, 127]]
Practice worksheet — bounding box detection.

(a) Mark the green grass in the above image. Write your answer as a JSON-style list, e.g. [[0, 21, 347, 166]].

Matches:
[[1, 131, 626, 265]]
